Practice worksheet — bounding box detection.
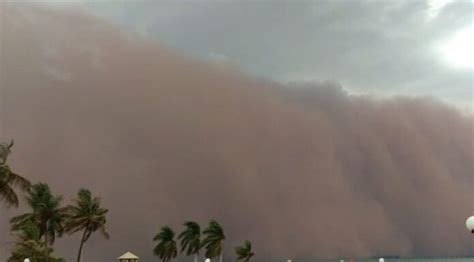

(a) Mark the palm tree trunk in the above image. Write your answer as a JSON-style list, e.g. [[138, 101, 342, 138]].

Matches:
[[219, 253, 223, 262], [194, 254, 198, 262], [77, 229, 88, 262], [44, 234, 49, 262]]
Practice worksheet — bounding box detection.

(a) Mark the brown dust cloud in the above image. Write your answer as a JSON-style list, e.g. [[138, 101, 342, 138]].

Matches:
[[0, 4, 473, 261]]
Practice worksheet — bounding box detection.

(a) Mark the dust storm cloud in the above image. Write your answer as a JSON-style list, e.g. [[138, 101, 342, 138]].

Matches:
[[0, 4, 473, 261]]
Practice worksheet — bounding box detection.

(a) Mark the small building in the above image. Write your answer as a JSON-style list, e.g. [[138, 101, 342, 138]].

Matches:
[[118, 251, 139, 262]]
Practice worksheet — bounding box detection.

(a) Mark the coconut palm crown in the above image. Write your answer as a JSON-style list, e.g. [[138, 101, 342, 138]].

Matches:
[[178, 221, 201, 262], [0, 140, 30, 207], [10, 183, 65, 247], [0, 164, 30, 207], [202, 219, 225, 262], [8, 215, 65, 261], [153, 226, 178, 262], [235, 240, 254, 262]]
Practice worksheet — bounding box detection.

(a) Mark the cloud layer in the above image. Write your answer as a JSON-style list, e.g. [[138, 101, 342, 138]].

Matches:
[[0, 4, 473, 261], [78, 0, 474, 108]]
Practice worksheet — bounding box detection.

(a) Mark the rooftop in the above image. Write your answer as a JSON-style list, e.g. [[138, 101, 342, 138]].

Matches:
[[117, 251, 140, 260]]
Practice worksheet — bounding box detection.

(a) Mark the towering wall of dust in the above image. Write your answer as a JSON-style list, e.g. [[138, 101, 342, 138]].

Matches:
[[1, 4, 473, 261]]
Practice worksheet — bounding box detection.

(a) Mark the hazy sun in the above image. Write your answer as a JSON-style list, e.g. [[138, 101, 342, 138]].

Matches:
[[440, 26, 474, 69]]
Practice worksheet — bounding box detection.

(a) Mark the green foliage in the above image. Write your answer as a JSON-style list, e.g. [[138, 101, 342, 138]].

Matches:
[[64, 189, 109, 262], [64, 189, 109, 239], [8, 220, 65, 262], [235, 240, 254, 262], [10, 183, 66, 246], [153, 226, 178, 262], [0, 142, 31, 207], [202, 220, 225, 259], [178, 221, 201, 256]]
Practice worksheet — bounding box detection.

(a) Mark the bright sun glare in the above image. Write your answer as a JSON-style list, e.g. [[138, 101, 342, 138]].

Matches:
[[440, 26, 474, 69]]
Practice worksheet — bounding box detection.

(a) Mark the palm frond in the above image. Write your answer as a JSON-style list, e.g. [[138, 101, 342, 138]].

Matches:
[[178, 221, 201, 255], [235, 240, 254, 261], [202, 220, 225, 259], [0, 182, 19, 207], [0, 164, 30, 207], [153, 226, 178, 261], [10, 183, 65, 246]]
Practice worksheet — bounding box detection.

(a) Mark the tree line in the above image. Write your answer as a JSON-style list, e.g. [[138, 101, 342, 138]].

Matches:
[[153, 220, 254, 262], [0, 140, 109, 261], [1, 140, 254, 262], [7, 184, 108, 262]]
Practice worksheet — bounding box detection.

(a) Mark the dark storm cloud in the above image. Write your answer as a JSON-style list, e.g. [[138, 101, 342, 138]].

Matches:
[[0, 3, 473, 262], [79, 0, 474, 107]]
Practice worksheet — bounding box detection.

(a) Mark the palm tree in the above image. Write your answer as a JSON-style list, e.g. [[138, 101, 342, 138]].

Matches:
[[202, 220, 225, 262], [0, 164, 30, 207], [64, 189, 109, 262], [234, 240, 254, 262], [0, 140, 30, 207], [8, 220, 65, 262], [10, 183, 66, 248], [153, 226, 178, 262], [178, 221, 201, 262]]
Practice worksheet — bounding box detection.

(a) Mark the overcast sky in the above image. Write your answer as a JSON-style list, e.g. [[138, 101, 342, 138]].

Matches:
[[41, 0, 473, 109]]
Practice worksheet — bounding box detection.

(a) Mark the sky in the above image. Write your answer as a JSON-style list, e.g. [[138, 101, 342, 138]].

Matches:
[[37, 0, 474, 111]]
